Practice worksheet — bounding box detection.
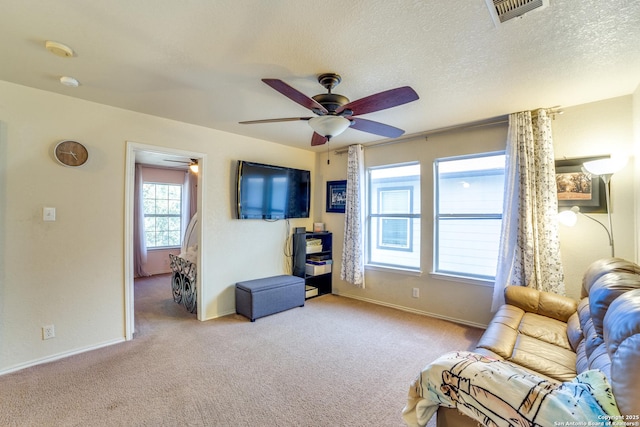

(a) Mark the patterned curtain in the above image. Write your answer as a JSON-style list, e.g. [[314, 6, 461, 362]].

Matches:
[[492, 110, 565, 311], [341, 144, 365, 287]]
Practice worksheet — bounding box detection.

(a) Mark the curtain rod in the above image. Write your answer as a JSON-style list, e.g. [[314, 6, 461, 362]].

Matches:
[[334, 106, 562, 155], [333, 115, 508, 155]]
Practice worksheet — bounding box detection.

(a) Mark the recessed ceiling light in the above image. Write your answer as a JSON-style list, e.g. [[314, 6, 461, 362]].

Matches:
[[45, 40, 75, 58], [59, 76, 80, 87]]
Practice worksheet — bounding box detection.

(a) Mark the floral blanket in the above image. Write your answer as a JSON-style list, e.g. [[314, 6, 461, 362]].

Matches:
[[402, 351, 620, 427]]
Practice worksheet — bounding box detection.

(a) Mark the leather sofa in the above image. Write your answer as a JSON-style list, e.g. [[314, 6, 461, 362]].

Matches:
[[437, 257, 640, 427]]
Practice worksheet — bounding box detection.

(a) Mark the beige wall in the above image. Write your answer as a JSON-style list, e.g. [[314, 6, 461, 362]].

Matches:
[[321, 95, 638, 326], [554, 96, 637, 298], [0, 81, 315, 373]]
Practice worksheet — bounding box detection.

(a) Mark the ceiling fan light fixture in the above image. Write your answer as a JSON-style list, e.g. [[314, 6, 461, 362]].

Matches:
[[308, 116, 350, 139]]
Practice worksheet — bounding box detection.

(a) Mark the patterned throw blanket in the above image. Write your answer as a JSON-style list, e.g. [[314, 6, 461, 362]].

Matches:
[[402, 351, 620, 427]]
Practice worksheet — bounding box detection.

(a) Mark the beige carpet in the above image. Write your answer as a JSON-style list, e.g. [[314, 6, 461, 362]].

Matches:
[[0, 275, 483, 426]]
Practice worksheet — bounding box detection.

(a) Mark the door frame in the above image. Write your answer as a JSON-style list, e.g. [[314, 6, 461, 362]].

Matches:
[[124, 141, 206, 339]]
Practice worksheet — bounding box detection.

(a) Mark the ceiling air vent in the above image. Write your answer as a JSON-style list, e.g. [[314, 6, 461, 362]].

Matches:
[[485, 0, 549, 25]]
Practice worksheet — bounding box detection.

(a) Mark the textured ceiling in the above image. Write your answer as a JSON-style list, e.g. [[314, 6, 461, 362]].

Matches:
[[1, 0, 639, 154]]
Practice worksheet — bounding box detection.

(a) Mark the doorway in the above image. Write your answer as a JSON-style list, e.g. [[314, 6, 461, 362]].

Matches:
[[124, 141, 206, 339]]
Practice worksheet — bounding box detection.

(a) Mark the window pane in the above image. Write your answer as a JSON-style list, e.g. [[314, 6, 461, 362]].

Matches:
[[438, 218, 501, 278], [367, 163, 420, 270], [168, 231, 181, 246], [369, 217, 420, 269], [168, 200, 181, 214], [438, 170, 505, 214], [156, 185, 169, 199], [380, 218, 409, 248], [168, 217, 181, 230], [143, 184, 155, 199], [380, 190, 410, 214], [435, 153, 505, 280], [168, 185, 181, 199], [143, 182, 183, 248]]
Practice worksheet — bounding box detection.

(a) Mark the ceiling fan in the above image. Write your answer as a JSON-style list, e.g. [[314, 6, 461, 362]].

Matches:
[[165, 158, 199, 173], [239, 73, 419, 146]]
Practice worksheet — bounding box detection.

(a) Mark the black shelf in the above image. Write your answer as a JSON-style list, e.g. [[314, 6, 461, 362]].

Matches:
[[292, 231, 332, 298]]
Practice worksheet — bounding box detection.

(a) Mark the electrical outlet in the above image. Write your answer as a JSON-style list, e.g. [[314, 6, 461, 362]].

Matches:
[[42, 324, 55, 340], [412, 288, 419, 298]]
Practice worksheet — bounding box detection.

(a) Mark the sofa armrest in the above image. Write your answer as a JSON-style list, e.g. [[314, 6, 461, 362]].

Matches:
[[505, 286, 578, 322]]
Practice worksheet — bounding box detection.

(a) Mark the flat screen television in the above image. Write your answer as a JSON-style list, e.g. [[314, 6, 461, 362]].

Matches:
[[236, 160, 311, 219]]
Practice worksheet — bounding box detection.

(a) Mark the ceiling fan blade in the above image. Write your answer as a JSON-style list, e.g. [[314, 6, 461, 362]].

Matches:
[[262, 79, 328, 114], [239, 117, 312, 124], [336, 86, 419, 116], [349, 118, 405, 138], [311, 132, 328, 146]]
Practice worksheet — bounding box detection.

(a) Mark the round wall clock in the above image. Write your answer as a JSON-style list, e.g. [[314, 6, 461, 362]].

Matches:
[[54, 140, 89, 167]]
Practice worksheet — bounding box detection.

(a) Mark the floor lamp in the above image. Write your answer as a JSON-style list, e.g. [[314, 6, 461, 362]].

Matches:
[[579, 157, 627, 257], [559, 206, 614, 257]]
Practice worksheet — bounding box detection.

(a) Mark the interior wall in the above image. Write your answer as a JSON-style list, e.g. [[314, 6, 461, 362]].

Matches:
[[320, 95, 637, 326], [0, 81, 315, 373], [554, 95, 636, 299]]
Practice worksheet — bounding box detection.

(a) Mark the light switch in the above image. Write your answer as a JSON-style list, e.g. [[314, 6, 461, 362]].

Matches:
[[43, 207, 56, 222]]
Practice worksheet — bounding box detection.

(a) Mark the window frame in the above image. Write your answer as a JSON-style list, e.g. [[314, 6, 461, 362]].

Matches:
[[433, 151, 505, 282], [142, 182, 183, 250], [366, 162, 421, 271]]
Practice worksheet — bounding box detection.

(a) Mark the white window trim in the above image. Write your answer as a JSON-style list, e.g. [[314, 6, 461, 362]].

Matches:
[[433, 151, 505, 281], [143, 182, 183, 249], [429, 271, 495, 287], [366, 162, 421, 271]]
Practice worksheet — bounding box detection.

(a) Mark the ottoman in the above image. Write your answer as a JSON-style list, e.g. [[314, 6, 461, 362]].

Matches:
[[235, 275, 305, 321]]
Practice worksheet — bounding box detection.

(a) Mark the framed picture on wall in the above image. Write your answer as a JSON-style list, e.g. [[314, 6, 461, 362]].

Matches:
[[326, 180, 347, 213], [555, 156, 607, 213]]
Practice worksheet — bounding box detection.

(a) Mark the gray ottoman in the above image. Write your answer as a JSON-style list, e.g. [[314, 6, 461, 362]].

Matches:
[[235, 275, 305, 322]]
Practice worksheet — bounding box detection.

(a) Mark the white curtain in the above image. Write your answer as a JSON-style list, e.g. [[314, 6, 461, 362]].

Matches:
[[492, 110, 565, 311], [341, 144, 365, 287], [134, 164, 151, 277], [181, 171, 191, 245]]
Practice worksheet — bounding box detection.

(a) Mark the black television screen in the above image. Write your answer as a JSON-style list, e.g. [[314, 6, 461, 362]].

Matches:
[[236, 161, 311, 219]]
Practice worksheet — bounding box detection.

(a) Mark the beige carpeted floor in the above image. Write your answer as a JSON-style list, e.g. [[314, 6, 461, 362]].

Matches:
[[0, 274, 483, 426]]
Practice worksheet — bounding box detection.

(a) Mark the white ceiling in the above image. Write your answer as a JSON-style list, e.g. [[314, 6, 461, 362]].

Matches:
[[2, 0, 640, 156]]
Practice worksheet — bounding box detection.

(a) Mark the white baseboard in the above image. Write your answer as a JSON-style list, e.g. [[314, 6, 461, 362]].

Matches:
[[0, 337, 125, 377], [333, 291, 488, 329]]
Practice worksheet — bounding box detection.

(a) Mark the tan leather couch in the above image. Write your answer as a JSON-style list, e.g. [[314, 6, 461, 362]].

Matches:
[[437, 258, 640, 426]]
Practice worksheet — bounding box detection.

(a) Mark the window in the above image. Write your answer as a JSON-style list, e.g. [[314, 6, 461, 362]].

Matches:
[[367, 163, 421, 270], [143, 183, 182, 248], [434, 152, 505, 280]]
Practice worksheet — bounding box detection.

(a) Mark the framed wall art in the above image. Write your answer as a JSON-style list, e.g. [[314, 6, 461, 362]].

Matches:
[[555, 156, 607, 213], [326, 180, 347, 213]]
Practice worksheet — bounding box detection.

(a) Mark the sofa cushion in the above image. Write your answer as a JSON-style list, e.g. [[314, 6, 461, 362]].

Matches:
[[475, 304, 577, 382], [590, 272, 640, 337], [475, 305, 522, 359], [510, 334, 577, 382], [581, 258, 640, 298], [603, 289, 640, 417], [566, 312, 582, 351], [505, 285, 577, 322], [519, 312, 572, 349]]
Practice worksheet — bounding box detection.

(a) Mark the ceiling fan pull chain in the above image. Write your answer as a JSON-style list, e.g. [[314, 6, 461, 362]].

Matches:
[[327, 139, 330, 165]]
